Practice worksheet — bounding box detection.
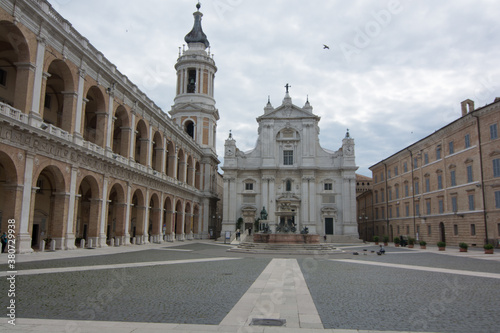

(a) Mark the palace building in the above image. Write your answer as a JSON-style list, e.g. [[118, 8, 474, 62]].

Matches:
[[368, 98, 500, 247], [220, 90, 359, 241], [0, 0, 220, 253]]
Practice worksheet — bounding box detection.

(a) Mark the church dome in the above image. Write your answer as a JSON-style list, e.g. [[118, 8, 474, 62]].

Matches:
[[184, 3, 210, 49]]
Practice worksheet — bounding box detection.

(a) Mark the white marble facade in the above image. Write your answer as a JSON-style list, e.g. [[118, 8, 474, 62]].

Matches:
[[221, 91, 360, 241]]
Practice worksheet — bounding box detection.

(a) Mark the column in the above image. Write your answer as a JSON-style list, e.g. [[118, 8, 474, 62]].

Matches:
[[64, 167, 78, 250], [268, 178, 276, 224], [128, 111, 136, 162], [147, 125, 153, 168], [29, 37, 46, 123], [123, 183, 132, 245], [261, 178, 269, 214], [17, 153, 35, 253], [73, 68, 86, 143], [309, 178, 316, 231], [161, 137, 167, 174], [301, 177, 309, 227], [98, 177, 109, 247], [143, 188, 150, 244], [105, 92, 114, 154]]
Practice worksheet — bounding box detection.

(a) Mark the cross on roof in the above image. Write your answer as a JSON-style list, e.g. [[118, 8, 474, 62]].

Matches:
[[285, 83, 291, 94]]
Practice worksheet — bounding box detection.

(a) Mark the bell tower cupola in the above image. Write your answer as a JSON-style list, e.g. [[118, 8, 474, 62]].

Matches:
[[170, 2, 219, 153]]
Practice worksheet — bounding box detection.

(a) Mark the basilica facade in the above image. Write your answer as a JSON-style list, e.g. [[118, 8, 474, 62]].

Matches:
[[0, 0, 219, 253], [221, 91, 359, 241]]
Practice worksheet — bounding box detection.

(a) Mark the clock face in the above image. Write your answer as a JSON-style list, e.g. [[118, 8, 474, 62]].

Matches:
[[226, 148, 233, 156], [345, 145, 354, 155]]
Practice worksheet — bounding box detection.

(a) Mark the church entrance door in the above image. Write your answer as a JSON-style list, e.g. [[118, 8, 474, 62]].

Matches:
[[325, 218, 334, 235]]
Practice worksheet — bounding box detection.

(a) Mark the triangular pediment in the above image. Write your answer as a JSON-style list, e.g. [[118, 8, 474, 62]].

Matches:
[[258, 104, 319, 121]]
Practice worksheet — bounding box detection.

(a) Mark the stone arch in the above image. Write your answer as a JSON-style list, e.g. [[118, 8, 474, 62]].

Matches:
[[151, 131, 163, 172], [112, 105, 130, 157], [192, 204, 200, 236], [83, 86, 107, 147], [183, 118, 195, 139], [195, 161, 201, 190], [163, 196, 173, 240], [32, 165, 67, 250], [0, 20, 31, 110], [174, 199, 184, 240], [0, 152, 20, 232], [42, 59, 76, 132], [130, 188, 146, 244], [186, 155, 194, 186], [107, 182, 126, 244], [134, 119, 148, 165], [184, 202, 192, 237], [148, 192, 161, 241], [75, 174, 101, 248], [177, 148, 186, 181], [166, 140, 176, 178]]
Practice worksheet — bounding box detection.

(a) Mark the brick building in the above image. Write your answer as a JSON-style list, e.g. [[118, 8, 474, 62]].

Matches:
[[369, 98, 500, 247], [0, 0, 220, 253]]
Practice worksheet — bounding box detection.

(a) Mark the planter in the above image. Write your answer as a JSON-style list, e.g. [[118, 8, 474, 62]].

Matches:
[[395, 244, 400, 247], [420, 245, 426, 249], [459, 248, 467, 252], [408, 244, 414, 248], [485, 249, 494, 254], [375, 242, 379, 245], [384, 243, 388, 246], [438, 247, 446, 251]]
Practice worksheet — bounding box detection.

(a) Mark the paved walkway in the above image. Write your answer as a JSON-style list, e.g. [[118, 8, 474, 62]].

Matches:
[[2, 241, 499, 332]]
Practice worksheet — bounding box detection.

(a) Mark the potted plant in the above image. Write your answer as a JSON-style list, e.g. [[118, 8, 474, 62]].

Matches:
[[383, 235, 389, 246], [394, 237, 401, 247], [437, 241, 446, 251], [459, 242, 468, 252], [408, 238, 415, 248], [419, 240, 427, 249], [373, 236, 379, 245], [484, 243, 494, 254]]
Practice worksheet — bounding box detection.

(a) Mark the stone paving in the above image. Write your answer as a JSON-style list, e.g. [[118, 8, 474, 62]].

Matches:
[[1, 241, 500, 333]]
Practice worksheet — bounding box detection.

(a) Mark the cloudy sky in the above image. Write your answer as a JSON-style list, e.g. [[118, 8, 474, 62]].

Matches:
[[46, 0, 500, 176]]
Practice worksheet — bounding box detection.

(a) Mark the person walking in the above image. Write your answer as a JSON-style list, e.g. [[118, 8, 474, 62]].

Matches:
[[1, 232, 7, 253]]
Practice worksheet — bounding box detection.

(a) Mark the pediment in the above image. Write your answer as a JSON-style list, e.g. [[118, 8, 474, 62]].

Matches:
[[258, 104, 319, 121]]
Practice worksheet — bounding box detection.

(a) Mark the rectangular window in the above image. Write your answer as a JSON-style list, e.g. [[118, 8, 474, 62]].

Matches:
[[493, 159, 500, 178], [436, 146, 441, 160], [425, 178, 430, 192], [381, 208, 385, 219], [283, 150, 293, 165], [471, 224, 476, 236], [491, 124, 498, 140], [437, 174, 443, 190], [415, 182, 419, 195], [375, 208, 379, 219], [245, 183, 253, 191], [374, 175, 378, 183], [396, 206, 400, 218], [449, 141, 454, 154], [467, 165, 473, 183], [0, 69, 6, 86], [451, 197, 458, 212], [454, 224, 458, 236], [413, 157, 418, 169], [403, 162, 408, 173], [426, 201, 431, 215], [381, 189, 385, 202], [450, 170, 456, 186], [415, 203, 420, 216], [395, 187, 399, 199], [424, 153, 429, 165], [375, 192, 378, 204], [388, 207, 392, 218], [388, 170, 391, 178], [405, 204, 409, 217], [388, 189, 392, 201], [324, 183, 332, 191], [428, 225, 432, 236], [496, 191, 500, 208], [468, 194, 475, 211], [394, 166, 398, 176], [380, 172, 384, 182], [438, 199, 444, 214], [405, 184, 409, 197], [465, 134, 470, 148]]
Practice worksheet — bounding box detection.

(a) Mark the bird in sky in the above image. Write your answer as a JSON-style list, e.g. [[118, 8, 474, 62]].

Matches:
[[323, 44, 330, 49]]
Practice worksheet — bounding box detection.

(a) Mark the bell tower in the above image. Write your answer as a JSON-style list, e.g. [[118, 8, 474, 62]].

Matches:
[[169, 2, 219, 154]]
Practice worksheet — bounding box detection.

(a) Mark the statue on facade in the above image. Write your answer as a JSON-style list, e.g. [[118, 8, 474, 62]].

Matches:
[[260, 206, 268, 220]]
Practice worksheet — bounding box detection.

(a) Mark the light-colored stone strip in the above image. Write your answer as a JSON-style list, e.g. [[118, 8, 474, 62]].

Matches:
[[0, 257, 241, 277], [219, 258, 323, 330], [332, 259, 500, 279]]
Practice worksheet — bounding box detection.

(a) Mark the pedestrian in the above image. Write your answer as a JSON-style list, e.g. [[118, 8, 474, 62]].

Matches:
[[236, 229, 240, 241], [378, 244, 385, 255], [1, 232, 7, 253]]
